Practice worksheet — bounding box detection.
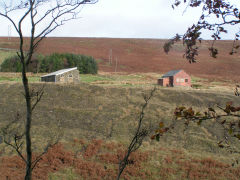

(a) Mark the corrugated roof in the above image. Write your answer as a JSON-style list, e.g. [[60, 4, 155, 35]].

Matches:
[[41, 67, 77, 78], [162, 70, 182, 78]]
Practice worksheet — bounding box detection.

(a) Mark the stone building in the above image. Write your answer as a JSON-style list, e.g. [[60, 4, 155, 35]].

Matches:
[[41, 67, 79, 83]]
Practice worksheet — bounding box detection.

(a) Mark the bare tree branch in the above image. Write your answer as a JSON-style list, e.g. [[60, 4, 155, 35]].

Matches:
[[166, 0, 240, 62], [117, 87, 156, 180], [1, 113, 26, 163], [31, 85, 45, 111]]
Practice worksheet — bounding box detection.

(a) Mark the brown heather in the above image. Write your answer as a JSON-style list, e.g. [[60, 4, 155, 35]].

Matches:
[[0, 139, 151, 180], [0, 139, 240, 179]]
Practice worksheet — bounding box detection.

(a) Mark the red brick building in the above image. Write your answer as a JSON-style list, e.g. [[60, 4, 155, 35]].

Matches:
[[158, 70, 191, 87]]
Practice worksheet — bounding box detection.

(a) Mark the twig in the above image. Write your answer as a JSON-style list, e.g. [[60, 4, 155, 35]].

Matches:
[[117, 87, 156, 180]]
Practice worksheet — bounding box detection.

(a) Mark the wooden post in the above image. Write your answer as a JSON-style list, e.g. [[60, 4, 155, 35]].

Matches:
[[109, 49, 112, 65], [115, 57, 118, 72], [8, 25, 11, 40]]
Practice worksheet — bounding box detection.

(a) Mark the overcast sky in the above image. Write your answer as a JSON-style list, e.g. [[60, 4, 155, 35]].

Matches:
[[0, 0, 239, 39]]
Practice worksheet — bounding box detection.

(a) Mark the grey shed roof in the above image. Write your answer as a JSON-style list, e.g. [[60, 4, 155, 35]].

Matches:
[[162, 70, 182, 78], [41, 67, 77, 78]]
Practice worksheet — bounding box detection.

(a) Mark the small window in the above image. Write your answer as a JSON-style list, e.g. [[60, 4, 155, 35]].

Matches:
[[60, 74, 64, 77], [69, 74, 73, 77], [185, 79, 188, 82], [177, 78, 185, 83]]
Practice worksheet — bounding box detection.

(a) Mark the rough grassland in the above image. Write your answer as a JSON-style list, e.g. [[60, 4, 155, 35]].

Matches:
[[0, 82, 239, 150], [0, 82, 240, 179]]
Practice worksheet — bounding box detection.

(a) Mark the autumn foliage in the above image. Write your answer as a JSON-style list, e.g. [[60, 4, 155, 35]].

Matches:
[[0, 139, 150, 180], [1, 139, 240, 179]]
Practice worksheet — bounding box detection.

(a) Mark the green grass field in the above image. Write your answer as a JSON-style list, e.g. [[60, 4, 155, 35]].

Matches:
[[0, 76, 40, 82], [79, 74, 113, 83]]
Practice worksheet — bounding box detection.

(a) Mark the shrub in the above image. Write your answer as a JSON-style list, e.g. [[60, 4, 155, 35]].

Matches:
[[39, 53, 98, 74], [0, 55, 22, 72], [0, 53, 98, 74]]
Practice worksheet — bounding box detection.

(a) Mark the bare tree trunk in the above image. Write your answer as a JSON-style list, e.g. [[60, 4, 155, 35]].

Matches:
[[22, 65, 32, 180]]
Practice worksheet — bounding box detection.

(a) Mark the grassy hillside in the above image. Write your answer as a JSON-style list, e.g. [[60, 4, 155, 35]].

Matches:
[[0, 82, 240, 179], [0, 82, 239, 150]]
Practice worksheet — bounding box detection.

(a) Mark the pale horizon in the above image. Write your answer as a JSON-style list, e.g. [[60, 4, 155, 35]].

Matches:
[[0, 0, 239, 40]]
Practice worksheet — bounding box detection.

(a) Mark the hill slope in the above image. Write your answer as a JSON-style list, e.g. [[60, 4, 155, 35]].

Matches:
[[0, 37, 239, 82], [0, 82, 239, 153]]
